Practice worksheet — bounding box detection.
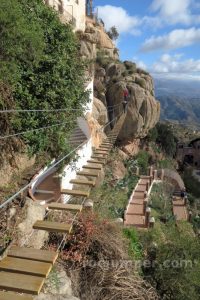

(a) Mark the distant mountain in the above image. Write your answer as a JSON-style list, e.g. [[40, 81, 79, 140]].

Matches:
[[154, 77, 200, 126]]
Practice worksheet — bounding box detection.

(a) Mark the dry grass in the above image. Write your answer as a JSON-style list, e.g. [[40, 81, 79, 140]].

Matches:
[[60, 214, 159, 300]]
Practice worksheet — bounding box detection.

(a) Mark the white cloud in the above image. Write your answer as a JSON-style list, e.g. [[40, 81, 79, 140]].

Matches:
[[96, 5, 141, 35], [141, 27, 200, 52], [132, 56, 148, 70], [151, 0, 192, 25], [152, 53, 200, 74]]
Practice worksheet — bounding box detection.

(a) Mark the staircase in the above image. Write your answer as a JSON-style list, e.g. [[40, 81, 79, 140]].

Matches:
[[0, 114, 125, 299], [124, 176, 152, 228]]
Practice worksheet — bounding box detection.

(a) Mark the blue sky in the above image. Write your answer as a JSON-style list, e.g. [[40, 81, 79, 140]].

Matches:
[[93, 0, 200, 80]]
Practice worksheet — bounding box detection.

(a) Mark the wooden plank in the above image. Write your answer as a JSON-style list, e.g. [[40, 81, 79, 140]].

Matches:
[[99, 146, 112, 149], [82, 164, 102, 170], [70, 179, 96, 186], [0, 272, 45, 295], [77, 171, 99, 177], [0, 257, 52, 278], [33, 221, 72, 233], [0, 291, 33, 300], [91, 155, 106, 160], [61, 189, 89, 197], [48, 203, 83, 212], [94, 151, 108, 155], [97, 147, 111, 151], [35, 190, 54, 194], [8, 247, 58, 264], [87, 160, 105, 165]]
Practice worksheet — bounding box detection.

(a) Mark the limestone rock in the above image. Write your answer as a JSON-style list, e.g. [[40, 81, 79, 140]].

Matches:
[[34, 269, 80, 300], [92, 97, 108, 126], [109, 160, 127, 180], [104, 61, 160, 141], [18, 198, 48, 249]]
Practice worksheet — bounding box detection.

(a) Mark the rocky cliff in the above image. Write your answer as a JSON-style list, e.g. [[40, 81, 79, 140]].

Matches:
[[94, 60, 160, 142], [79, 19, 160, 145]]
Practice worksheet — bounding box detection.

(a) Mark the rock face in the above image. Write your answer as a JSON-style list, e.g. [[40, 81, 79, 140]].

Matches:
[[34, 267, 80, 300], [79, 20, 118, 60], [17, 198, 48, 249], [94, 60, 160, 142]]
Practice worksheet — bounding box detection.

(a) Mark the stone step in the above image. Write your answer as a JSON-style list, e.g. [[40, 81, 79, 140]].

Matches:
[[70, 178, 96, 186], [130, 198, 144, 205], [33, 221, 72, 233], [126, 204, 144, 215], [8, 247, 58, 264], [0, 257, 52, 278], [0, 272, 45, 295], [47, 203, 83, 212], [61, 189, 90, 197], [124, 214, 145, 228]]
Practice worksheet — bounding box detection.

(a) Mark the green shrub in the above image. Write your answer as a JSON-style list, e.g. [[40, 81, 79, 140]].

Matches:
[[123, 228, 143, 259], [0, 0, 88, 158], [156, 123, 177, 157], [135, 77, 146, 89], [135, 151, 150, 174]]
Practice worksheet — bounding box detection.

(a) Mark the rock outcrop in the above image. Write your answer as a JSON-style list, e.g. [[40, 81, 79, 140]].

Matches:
[[94, 60, 160, 142], [79, 19, 118, 60]]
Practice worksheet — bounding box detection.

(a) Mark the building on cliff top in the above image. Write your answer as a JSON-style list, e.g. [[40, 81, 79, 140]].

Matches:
[[44, 0, 86, 31]]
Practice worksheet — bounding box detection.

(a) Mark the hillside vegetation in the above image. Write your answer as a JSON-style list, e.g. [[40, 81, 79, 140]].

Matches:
[[0, 0, 88, 162]]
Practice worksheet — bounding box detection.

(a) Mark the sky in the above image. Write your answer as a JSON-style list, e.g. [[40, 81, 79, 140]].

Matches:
[[93, 0, 200, 80]]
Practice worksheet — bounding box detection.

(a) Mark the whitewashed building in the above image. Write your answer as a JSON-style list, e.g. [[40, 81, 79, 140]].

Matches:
[[45, 0, 86, 31]]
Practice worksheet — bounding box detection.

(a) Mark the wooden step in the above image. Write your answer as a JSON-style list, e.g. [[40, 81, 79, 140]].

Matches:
[[47, 203, 83, 212], [98, 147, 111, 151], [33, 221, 72, 233], [0, 291, 33, 300], [8, 247, 58, 264], [35, 190, 54, 195], [0, 257, 52, 278], [101, 142, 112, 145], [0, 272, 45, 295], [77, 171, 99, 177], [70, 179, 96, 186], [82, 164, 102, 170], [61, 189, 90, 197], [87, 160, 105, 165], [91, 155, 106, 160], [94, 151, 108, 155], [99, 145, 112, 148]]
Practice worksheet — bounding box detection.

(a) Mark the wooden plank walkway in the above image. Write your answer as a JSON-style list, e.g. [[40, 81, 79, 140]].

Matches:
[[0, 115, 126, 298]]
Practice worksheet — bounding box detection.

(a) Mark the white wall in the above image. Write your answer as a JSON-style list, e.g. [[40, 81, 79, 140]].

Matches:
[[45, 0, 86, 31], [61, 138, 92, 203]]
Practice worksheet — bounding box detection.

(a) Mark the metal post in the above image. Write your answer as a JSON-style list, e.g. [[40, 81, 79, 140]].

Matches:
[[145, 207, 151, 227]]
